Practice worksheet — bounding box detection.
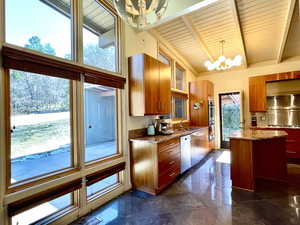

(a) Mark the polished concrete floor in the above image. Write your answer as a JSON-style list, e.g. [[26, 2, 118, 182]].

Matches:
[[73, 150, 300, 225]]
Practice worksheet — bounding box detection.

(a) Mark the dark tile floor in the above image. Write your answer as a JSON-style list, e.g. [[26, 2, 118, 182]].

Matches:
[[72, 150, 300, 225]]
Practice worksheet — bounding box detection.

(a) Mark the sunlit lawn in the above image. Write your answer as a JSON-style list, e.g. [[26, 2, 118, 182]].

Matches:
[[11, 119, 70, 159]]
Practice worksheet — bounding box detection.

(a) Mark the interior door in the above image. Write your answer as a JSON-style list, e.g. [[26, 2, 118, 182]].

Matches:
[[219, 92, 244, 149]]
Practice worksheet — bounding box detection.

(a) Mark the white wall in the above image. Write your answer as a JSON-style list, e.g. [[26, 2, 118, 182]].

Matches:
[[198, 59, 300, 148]]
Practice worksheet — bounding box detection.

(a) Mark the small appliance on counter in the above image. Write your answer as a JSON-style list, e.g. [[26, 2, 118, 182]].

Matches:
[[147, 123, 155, 136], [251, 113, 257, 127], [155, 115, 175, 135]]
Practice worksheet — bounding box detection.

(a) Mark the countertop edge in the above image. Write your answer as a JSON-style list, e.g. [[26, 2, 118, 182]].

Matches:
[[129, 126, 208, 143]]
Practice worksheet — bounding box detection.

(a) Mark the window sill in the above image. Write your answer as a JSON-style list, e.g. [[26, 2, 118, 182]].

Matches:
[[171, 88, 188, 95], [171, 119, 189, 124]]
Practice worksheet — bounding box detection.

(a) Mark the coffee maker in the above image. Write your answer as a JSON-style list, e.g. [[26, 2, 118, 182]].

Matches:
[[155, 116, 174, 135]]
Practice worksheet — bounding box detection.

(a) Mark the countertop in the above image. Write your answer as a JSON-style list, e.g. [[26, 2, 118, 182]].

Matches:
[[129, 126, 207, 143], [250, 126, 300, 130], [229, 129, 288, 141]]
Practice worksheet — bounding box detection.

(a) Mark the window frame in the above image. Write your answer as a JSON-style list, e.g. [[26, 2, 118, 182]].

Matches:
[[174, 62, 186, 92], [83, 84, 122, 165], [171, 92, 188, 121], [5, 68, 77, 192]]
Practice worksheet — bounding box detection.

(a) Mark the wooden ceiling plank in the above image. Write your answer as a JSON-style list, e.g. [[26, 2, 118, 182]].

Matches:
[[229, 0, 248, 68], [149, 30, 200, 74], [276, 0, 297, 63], [181, 15, 214, 62]]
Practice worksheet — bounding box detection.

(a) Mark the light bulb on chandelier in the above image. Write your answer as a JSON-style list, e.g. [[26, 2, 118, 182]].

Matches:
[[204, 40, 242, 71]]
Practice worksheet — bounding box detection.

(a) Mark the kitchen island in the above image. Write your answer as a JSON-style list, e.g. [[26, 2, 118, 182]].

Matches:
[[230, 129, 288, 192]]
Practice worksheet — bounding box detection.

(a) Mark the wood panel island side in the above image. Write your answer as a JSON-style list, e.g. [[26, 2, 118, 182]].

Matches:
[[229, 129, 288, 192]]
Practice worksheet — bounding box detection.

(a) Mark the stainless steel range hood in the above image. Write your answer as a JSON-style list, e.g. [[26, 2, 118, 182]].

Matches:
[[267, 94, 300, 128]]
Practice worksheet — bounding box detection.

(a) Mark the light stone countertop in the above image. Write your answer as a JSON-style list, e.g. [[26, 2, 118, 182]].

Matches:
[[229, 129, 288, 141], [129, 126, 207, 143]]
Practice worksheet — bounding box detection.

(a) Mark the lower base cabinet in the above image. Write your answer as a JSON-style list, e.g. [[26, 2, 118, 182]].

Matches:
[[130, 128, 214, 195], [253, 128, 300, 159], [130, 138, 180, 195], [191, 128, 213, 166]]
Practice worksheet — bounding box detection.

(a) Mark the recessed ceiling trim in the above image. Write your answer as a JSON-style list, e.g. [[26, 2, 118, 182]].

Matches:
[[277, 0, 297, 63], [229, 0, 248, 68]]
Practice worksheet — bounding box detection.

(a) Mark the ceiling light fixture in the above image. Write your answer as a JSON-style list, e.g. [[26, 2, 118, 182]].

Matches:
[[114, 0, 169, 30], [204, 40, 242, 71]]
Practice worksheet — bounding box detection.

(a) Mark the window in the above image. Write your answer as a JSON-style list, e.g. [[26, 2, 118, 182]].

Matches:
[[83, 0, 118, 72], [10, 70, 72, 183], [175, 64, 186, 91], [84, 83, 118, 163], [158, 52, 171, 65], [5, 0, 72, 60], [11, 193, 72, 225], [87, 174, 118, 199], [172, 96, 187, 120]]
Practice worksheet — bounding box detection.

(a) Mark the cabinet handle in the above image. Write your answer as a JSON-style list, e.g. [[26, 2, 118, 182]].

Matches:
[[169, 160, 176, 165], [287, 151, 297, 154], [169, 172, 176, 177]]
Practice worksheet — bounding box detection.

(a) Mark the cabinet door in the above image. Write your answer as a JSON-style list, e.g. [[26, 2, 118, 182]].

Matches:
[[249, 77, 267, 112], [191, 129, 210, 166], [189, 81, 208, 126], [207, 81, 214, 98], [158, 62, 171, 114], [144, 55, 160, 115]]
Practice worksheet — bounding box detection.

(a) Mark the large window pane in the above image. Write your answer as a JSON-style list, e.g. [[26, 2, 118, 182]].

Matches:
[[10, 70, 71, 183], [87, 174, 118, 198], [172, 97, 187, 120], [5, 0, 72, 60], [158, 52, 171, 65], [84, 83, 117, 162], [83, 0, 118, 72], [12, 193, 72, 225], [175, 66, 185, 90]]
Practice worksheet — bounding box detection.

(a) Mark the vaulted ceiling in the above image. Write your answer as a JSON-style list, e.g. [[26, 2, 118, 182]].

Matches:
[[148, 0, 300, 73]]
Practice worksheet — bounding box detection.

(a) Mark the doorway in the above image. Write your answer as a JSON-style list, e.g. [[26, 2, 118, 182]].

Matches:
[[219, 92, 243, 149]]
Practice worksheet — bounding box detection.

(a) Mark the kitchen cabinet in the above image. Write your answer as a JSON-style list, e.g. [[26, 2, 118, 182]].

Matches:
[[191, 128, 212, 166], [249, 76, 267, 112], [252, 127, 300, 159], [130, 137, 180, 195], [129, 53, 171, 116], [189, 80, 214, 126], [249, 71, 300, 112]]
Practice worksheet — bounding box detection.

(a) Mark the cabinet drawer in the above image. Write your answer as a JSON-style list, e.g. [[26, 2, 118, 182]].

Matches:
[[158, 164, 180, 189], [158, 153, 180, 174], [158, 138, 180, 153]]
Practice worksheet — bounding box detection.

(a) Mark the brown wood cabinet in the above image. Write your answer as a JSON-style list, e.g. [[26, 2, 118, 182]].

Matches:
[[189, 80, 214, 126], [249, 76, 267, 112], [249, 71, 300, 112], [191, 128, 212, 166], [252, 127, 300, 159], [130, 138, 180, 195], [129, 54, 171, 116]]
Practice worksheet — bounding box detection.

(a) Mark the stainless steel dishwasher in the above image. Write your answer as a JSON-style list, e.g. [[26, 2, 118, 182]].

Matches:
[[180, 135, 192, 173]]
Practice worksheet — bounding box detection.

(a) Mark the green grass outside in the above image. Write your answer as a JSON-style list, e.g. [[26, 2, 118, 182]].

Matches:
[[11, 119, 70, 158]]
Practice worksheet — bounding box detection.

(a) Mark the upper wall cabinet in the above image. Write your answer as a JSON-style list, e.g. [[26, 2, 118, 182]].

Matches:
[[249, 76, 267, 112], [249, 71, 300, 112], [129, 54, 171, 116], [189, 80, 214, 126]]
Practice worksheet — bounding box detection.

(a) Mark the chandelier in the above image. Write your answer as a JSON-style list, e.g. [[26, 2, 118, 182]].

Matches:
[[113, 0, 169, 29], [204, 40, 242, 71]]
